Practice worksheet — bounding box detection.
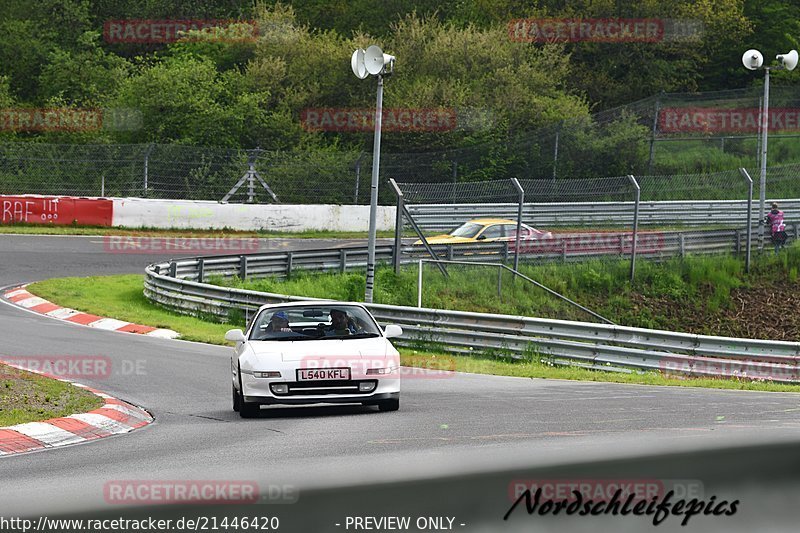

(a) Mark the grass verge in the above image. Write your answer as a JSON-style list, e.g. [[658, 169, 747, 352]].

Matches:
[[24, 275, 800, 394], [29, 275, 231, 345], [0, 364, 103, 426]]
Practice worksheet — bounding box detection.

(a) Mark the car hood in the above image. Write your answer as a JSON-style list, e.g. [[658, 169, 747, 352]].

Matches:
[[249, 337, 390, 362]]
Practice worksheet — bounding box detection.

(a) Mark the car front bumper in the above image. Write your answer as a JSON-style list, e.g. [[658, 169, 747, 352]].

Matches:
[[244, 391, 399, 405], [240, 372, 400, 406]]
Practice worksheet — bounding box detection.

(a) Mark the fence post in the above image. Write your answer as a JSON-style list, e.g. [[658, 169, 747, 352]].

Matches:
[[647, 93, 662, 174], [340, 249, 347, 273], [400, 202, 448, 278], [197, 258, 205, 283], [286, 252, 293, 280], [143, 143, 155, 194], [739, 168, 753, 273], [552, 121, 562, 180], [169, 261, 177, 277], [417, 259, 423, 308], [389, 178, 404, 274], [239, 256, 248, 280], [627, 175, 641, 283], [679, 234, 686, 257], [354, 156, 361, 204], [511, 177, 524, 274]]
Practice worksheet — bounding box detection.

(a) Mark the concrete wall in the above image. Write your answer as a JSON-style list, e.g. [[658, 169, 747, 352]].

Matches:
[[112, 198, 396, 231]]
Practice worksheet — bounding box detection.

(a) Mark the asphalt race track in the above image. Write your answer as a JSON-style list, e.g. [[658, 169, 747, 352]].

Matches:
[[1, 234, 799, 532]]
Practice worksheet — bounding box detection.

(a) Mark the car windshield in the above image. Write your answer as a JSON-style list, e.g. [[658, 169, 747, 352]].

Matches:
[[449, 222, 483, 238], [248, 304, 382, 341]]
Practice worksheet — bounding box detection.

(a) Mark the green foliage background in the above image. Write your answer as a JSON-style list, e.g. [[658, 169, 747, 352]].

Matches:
[[0, 0, 797, 183]]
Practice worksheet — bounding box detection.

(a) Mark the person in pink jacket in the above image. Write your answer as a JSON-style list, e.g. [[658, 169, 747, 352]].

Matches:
[[765, 202, 787, 254]]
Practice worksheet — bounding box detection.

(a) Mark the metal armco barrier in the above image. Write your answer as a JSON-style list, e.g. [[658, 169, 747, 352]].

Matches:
[[144, 236, 800, 383], [406, 198, 800, 232]]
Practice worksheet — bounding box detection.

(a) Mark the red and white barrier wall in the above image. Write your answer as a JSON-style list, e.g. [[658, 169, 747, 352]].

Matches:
[[0, 195, 113, 226], [0, 195, 396, 232]]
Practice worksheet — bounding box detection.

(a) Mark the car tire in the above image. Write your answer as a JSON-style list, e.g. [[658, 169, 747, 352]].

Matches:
[[236, 363, 260, 418], [378, 398, 400, 412], [239, 397, 260, 418], [232, 384, 241, 412]]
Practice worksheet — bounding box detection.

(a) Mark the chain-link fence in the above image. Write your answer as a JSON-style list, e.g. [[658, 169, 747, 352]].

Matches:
[[0, 144, 365, 204], [391, 167, 768, 285], [1, 88, 799, 204]]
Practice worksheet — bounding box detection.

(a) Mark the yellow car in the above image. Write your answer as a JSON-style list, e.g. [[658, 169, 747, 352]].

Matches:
[[413, 218, 552, 245]]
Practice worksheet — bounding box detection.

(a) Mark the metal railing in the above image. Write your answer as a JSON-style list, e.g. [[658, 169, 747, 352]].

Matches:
[[151, 226, 796, 286], [406, 198, 800, 232], [144, 238, 800, 383]]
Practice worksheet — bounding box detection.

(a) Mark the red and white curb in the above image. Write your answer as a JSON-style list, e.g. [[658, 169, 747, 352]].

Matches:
[[0, 362, 153, 456], [3, 286, 178, 339]]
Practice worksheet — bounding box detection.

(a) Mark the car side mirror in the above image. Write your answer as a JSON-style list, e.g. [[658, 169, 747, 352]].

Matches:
[[225, 329, 246, 343], [476, 234, 487, 241], [383, 324, 403, 338]]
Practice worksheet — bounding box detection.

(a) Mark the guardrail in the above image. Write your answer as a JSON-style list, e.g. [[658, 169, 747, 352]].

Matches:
[[406, 198, 800, 232], [152, 227, 797, 286], [144, 239, 800, 383]]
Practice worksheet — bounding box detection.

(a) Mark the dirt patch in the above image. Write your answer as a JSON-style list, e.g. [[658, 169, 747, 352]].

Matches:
[[622, 280, 800, 341]]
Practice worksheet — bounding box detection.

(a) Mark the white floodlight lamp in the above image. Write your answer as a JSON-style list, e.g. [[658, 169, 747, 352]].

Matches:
[[364, 45, 394, 75], [351, 48, 368, 79], [776, 50, 798, 71], [742, 49, 764, 70]]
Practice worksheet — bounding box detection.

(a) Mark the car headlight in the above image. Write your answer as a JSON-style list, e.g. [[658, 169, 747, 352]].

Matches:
[[366, 366, 398, 375], [253, 371, 282, 378], [270, 383, 289, 394]]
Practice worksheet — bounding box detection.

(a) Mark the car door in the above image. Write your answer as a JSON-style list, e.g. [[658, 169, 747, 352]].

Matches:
[[477, 224, 504, 242]]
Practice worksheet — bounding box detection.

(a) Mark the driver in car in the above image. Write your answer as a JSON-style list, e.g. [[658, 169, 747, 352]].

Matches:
[[324, 308, 358, 336], [265, 311, 292, 333]]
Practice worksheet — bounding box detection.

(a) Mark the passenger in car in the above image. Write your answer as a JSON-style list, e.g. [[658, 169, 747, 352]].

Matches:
[[324, 308, 357, 336]]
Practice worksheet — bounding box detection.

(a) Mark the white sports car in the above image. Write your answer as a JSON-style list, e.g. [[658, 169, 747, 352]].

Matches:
[[227, 302, 403, 418]]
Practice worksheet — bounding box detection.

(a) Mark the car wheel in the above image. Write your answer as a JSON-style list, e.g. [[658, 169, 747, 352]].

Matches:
[[232, 384, 241, 412], [378, 398, 400, 412], [239, 397, 260, 418], [236, 363, 260, 418]]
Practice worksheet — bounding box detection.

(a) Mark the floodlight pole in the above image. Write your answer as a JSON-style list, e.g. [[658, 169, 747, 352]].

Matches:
[[365, 75, 384, 303], [758, 67, 769, 252]]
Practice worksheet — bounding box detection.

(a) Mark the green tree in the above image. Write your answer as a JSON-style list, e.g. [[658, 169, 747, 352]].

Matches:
[[38, 31, 132, 106]]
